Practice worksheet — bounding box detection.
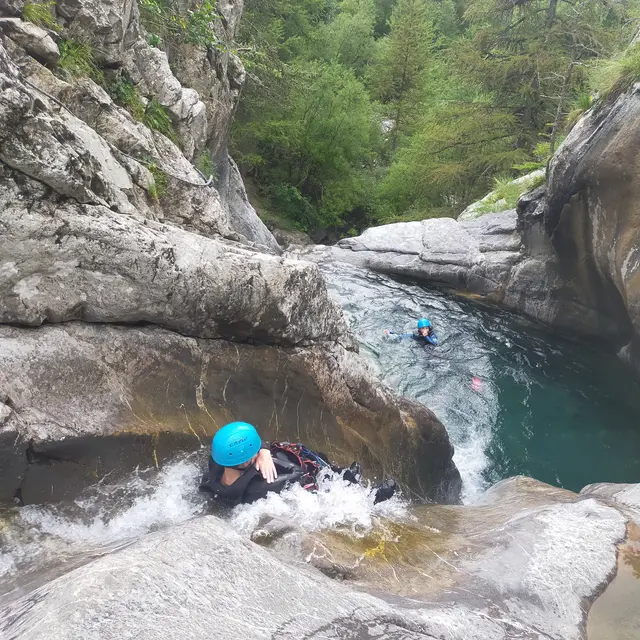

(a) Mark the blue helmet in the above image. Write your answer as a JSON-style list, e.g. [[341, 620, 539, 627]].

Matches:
[[211, 422, 262, 466], [417, 318, 431, 329]]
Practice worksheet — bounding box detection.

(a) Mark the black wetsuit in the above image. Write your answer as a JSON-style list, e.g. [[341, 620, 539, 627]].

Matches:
[[199, 447, 308, 506], [199, 443, 396, 507]]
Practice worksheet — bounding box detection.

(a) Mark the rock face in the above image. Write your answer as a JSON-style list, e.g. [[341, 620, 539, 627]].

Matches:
[[294, 210, 523, 299], [0, 0, 278, 249], [0, 12, 460, 506], [539, 86, 640, 367], [1, 476, 638, 640]]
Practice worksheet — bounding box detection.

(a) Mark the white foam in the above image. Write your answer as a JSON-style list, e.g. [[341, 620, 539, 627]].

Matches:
[[230, 472, 409, 537], [19, 459, 204, 545]]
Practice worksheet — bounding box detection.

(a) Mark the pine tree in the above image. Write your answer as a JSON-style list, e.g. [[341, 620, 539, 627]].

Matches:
[[369, 0, 434, 147]]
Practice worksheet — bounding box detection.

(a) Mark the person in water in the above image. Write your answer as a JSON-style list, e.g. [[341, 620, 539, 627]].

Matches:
[[384, 318, 438, 346], [199, 421, 397, 507]]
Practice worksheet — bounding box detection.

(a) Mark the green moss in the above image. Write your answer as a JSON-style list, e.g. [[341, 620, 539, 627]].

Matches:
[[147, 163, 168, 200], [107, 74, 145, 121], [195, 151, 216, 180], [58, 39, 103, 83], [22, 1, 61, 31], [143, 98, 177, 142]]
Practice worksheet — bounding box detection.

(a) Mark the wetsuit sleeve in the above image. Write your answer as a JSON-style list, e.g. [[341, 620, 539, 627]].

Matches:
[[386, 331, 413, 341]]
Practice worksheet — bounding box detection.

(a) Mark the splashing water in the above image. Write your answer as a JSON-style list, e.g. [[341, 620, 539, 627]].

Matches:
[[0, 457, 206, 592], [230, 472, 409, 538]]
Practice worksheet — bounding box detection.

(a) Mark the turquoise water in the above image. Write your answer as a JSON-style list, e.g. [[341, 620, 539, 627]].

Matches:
[[319, 262, 640, 499]]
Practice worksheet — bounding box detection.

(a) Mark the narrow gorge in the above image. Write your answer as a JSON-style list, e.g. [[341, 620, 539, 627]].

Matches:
[[0, 0, 639, 639]]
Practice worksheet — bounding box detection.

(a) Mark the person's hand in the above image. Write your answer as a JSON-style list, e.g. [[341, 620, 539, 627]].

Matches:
[[255, 448, 277, 483]]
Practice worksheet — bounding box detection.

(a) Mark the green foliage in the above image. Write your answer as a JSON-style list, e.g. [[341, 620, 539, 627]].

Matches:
[[58, 39, 103, 83], [195, 150, 216, 179], [234, 60, 380, 230], [232, 0, 640, 236], [146, 163, 168, 200], [592, 43, 640, 102], [143, 98, 177, 142], [368, 0, 434, 142], [475, 173, 546, 214], [107, 74, 145, 120], [140, 0, 221, 50], [22, 1, 61, 31], [565, 94, 593, 131]]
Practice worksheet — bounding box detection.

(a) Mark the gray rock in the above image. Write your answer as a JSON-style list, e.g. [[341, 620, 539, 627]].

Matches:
[[218, 157, 281, 253], [0, 165, 349, 347], [0, 0, 25, 17], [0, 322, 459, 502], [0, 18, 59, 64], [301, 212, 522, 298], [0, 477, 634, 640]]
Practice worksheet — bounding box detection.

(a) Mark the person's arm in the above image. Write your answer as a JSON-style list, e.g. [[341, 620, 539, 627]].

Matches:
[[383, 330, 413, 341], [255, 446, 278, 483]]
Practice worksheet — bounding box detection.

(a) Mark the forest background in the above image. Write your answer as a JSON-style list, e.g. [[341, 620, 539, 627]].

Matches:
[[230, 0, 640, 239]]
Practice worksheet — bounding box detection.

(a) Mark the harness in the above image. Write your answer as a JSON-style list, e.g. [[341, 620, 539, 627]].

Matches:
[[269, 442, 330, 491]]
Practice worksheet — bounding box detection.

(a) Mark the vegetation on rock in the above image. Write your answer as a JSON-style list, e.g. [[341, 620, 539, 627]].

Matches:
[[58, 39, 103, 83], [22, 1, 61, 31]]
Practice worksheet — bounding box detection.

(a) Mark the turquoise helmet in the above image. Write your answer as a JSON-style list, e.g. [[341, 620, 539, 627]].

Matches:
[[417, 318, 431, 329], [211, 422, 262, 466]]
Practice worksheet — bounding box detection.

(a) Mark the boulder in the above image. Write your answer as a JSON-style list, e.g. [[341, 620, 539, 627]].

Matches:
[[0, 18, 59, 65], [218, 157, 282, 254], [296, 210, 522, 298]]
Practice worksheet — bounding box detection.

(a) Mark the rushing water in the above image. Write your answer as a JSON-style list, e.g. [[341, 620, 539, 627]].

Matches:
[[318, 261, 640, 499]]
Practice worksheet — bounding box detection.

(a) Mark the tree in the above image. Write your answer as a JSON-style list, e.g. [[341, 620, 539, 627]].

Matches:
[[369, 0, 434, 147]]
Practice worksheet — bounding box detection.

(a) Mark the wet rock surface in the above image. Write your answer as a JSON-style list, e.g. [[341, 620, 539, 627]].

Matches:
[[1, 477, 637, 640]]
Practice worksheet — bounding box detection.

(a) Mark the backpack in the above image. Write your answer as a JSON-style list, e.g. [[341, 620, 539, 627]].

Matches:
[[269, 442, 329, 491]]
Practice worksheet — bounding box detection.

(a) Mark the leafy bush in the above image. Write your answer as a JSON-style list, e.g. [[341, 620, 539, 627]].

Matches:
[[58, 39, 103, 83], [146, 163, 168, 200], [143, 98, 177, 142], [108, 74, 145, 120], [140, 0, 221, 49], [23, 1, 61, 31], [195, 150, 216, 180]]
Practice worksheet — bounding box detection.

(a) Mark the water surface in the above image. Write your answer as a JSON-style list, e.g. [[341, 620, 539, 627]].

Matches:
[[319, 262, 640, 499]]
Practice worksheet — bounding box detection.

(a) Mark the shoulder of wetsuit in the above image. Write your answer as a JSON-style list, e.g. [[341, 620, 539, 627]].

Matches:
[[199, 466, 260, 506]]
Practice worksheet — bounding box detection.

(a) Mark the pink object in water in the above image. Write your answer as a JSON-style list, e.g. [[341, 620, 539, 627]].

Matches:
[[471, 377, 482, 392]]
